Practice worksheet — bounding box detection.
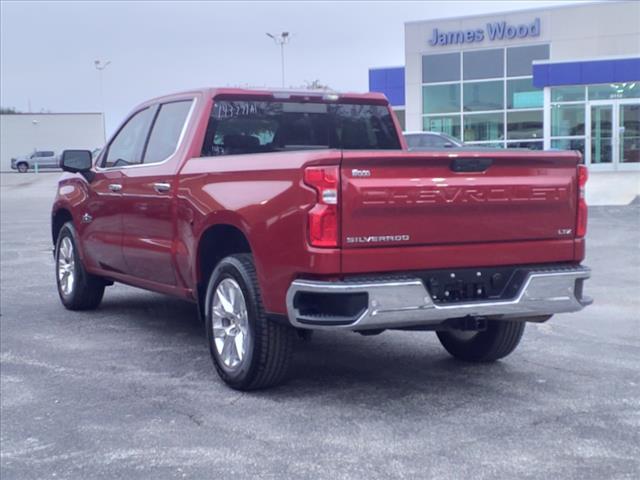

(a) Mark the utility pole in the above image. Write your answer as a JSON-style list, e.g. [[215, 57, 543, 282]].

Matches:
[[32, 119, 39, 151], [266, 32, 290, 88], [32, 119, 40, 173], [94, 59, 111, 143]]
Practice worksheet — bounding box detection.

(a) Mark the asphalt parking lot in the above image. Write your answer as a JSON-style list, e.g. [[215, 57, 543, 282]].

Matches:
[[1, 172, 639, 479]]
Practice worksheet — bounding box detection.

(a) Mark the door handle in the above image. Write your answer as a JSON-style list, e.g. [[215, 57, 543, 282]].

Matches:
[[153, 182, 171, 193], [108, 183, 122, 192]]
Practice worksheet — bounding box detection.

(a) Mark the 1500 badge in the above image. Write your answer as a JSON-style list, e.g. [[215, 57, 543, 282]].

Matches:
[[346, 234, 410, 244]]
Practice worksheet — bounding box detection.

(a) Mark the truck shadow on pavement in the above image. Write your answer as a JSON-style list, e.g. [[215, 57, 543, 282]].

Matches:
[[94, 290, 532, 400]]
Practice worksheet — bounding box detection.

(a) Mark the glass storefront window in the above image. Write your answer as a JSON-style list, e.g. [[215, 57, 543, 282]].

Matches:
[[506, 141, 543, 150], [551, 86, 586, 102], [551, 138, 585, 156], [588, 83, 640, 100], [551, 104, 585, 137], [463, 113, 504, 142], [620, 104, 640, 164], [423, 84, 460, 114], [506, 45, 549, 77], [422, 53, 460, 83], [463, 81, 503, 112], [592, 140, 613, 164], [507, 78, 543, 109], [394, 109, 406, 131], [463, 49, 503, 80], [590, 104, 614, 164], [423, 115, 461, 139], [507, 110, 543, 140]]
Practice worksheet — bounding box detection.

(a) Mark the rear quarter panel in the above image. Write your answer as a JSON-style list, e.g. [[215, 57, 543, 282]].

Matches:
[[177, 150, 343, 315]]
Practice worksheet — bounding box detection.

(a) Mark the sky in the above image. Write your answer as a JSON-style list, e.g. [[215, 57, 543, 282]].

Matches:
[[1, 0, 590, 135]]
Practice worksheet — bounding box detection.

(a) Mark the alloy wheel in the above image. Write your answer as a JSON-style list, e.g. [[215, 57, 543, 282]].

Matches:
[[211, 278, 249, 369], [57, 237, 75, 296]]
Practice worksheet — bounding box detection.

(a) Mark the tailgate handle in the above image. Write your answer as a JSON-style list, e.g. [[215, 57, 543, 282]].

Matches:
[[450, 158, 493, 172]]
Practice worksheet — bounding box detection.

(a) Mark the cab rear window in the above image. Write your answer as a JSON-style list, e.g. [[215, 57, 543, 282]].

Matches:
[[201, 100, 401, 156]]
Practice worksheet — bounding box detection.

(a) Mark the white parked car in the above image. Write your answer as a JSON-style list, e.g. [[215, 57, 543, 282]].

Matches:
[[10, 151, 60, 172]]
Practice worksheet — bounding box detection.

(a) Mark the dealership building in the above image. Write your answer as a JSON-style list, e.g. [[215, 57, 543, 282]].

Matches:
[[369, 1, 640, 171]]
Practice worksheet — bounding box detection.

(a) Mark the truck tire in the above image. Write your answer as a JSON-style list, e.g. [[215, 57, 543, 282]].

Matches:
[[17, 162, 28, 173], [55, 222, 105, 310], [204, 254, 294, 390], [436, 320, 525, 362]]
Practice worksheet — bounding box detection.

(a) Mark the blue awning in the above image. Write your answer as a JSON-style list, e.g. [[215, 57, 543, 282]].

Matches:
[[533, 57, 640, 88], [368, 67, 405, 107]]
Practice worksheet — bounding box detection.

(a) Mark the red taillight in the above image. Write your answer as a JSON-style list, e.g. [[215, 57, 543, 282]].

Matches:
[[577, 165, 588, 237], [304, 166, 339, 248]]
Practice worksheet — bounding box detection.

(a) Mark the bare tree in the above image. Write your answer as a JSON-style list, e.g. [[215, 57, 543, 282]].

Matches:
[[303, 79, 332, 91]]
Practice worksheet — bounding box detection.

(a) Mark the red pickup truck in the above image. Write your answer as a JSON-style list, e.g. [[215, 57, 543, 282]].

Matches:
[[52, 88, 591, 390]]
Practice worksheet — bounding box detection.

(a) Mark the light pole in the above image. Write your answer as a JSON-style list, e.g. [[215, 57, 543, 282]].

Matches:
[[94, 59, 111, 143], [266, 32, 289, 88], [32, 119, 39, 173]]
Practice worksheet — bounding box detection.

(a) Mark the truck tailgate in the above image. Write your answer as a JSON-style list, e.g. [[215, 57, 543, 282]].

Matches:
[[340, 150, 580, 248]]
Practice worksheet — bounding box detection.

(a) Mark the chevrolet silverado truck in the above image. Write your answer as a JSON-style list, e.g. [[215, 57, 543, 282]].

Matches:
[[51, 88, 592, 390], [12, 150, 60, 172]]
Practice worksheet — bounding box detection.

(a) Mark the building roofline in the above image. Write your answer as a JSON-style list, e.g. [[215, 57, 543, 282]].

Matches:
[[532, 54, 640, 65], [404, 0, 620, 26], [369, 66, 405, 71]]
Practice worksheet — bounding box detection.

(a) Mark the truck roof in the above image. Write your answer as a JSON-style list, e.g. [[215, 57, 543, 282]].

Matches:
[[140, 87, 389, 107]]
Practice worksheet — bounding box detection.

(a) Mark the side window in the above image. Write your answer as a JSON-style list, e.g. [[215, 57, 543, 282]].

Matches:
[[208, 117, 278, 156], [143, 100, 192, 164], [418, 135, 433, 147], [405, 135, 420, 148], [409, 133, 431, 148], [430, 135, 450, 148], [103, 107, 154, 168]]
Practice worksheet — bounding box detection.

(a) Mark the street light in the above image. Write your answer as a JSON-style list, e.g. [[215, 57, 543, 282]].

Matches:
[[31, 119, 39, 151], [32, 119, 40, 173], [94, 59, 111, 143], [266, 32, 290, 88]]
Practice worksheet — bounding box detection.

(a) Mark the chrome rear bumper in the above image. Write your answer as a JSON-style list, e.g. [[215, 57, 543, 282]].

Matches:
[[286, 265, 591, 330]]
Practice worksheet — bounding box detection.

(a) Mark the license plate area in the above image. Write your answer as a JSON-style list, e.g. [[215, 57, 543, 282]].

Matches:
[[420, 266, 527, 304]]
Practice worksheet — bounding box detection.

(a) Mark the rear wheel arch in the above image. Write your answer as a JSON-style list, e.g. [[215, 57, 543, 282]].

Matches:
[[196, 224, 253, 315]]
